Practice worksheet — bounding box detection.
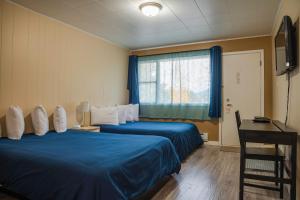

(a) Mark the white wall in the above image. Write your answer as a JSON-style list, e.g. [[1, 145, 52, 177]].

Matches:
[[271, 0, 300, 197]]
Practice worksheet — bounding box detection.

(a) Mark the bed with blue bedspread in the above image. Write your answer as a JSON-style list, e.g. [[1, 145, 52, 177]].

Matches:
[[100, 121, 204, 161], [0, 130, 180, 200]]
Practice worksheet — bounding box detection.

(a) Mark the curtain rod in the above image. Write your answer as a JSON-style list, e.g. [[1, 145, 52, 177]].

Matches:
[[134, 47, 211, 58]]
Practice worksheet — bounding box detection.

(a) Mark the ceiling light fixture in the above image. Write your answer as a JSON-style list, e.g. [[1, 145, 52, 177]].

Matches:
[[139, 2, 162, 17]]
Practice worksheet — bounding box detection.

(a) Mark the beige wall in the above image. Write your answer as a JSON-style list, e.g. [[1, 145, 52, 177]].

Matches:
[[0, 0, 129, 136], [132, 36, 273, 141], [271, 0, 300, 197]]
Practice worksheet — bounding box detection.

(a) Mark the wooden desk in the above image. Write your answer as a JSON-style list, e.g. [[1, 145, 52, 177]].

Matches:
[[239, 120, 298, 200]]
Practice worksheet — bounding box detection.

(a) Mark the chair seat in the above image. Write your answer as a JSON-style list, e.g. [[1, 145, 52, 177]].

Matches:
[[245, 147, 284, 160]]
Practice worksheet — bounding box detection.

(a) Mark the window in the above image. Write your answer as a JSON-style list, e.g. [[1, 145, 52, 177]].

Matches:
[[138, 50, 211, 120]]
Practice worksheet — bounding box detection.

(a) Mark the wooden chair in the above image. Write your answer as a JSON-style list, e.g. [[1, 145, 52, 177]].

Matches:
[[235, 111, 285, 200]]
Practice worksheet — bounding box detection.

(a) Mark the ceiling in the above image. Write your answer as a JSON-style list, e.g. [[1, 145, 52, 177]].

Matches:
[[11, 0, 281, 49]]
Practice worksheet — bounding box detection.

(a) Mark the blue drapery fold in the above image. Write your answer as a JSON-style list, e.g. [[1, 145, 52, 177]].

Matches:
[[127, 55, 139, 104], [209, 46, 222, 118]]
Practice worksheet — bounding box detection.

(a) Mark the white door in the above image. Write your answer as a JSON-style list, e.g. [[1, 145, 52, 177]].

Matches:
[[221, 50, 264, 147]]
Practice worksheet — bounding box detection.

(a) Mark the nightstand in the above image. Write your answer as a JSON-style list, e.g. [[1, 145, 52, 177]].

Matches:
[[71, 126, 100, 133]]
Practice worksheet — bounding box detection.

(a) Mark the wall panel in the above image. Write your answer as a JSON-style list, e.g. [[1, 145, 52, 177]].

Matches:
[[0, 0, 129, 136]]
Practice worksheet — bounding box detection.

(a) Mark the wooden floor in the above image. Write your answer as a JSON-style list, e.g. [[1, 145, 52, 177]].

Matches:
[[0, 145, 288, 200]]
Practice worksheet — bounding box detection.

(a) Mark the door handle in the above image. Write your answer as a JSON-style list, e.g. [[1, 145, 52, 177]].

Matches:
[[226, 104, 233, 107]]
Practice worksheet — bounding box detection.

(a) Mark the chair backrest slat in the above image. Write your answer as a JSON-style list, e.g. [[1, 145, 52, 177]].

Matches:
[[235, 110, 244, 147], [235, 110, 241, 128]]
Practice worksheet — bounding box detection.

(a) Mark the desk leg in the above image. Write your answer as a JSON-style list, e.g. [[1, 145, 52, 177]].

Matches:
[[290, 140, 297, 200], [239, 147, 245, 200], [275, 144, 279, 186], [280, 158, 284, 198]]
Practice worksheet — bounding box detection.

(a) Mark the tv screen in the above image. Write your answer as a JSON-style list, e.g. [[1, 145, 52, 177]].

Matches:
[[275, 16, 296, 75]]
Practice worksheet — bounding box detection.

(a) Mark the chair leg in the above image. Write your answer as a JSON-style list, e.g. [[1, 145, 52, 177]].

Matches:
[[239, 155, 245, 200], [280, 159, 284, 199], [275, 160, 279, 186]]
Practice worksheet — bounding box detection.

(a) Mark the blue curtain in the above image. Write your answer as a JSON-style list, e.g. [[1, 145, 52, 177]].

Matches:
[[209, 46, 222, 118], [127, 55, 139, 104]]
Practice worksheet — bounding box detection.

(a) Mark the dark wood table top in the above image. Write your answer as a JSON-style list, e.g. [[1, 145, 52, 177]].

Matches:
[[239, 119, 281, 133], [239, 119, 298, 136]]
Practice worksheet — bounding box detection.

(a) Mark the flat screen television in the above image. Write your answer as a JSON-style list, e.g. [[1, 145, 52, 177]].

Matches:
[[275, 16, 297, 75]]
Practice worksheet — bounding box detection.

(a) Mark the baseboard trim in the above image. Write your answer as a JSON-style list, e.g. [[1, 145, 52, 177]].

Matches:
[[205, 141, 220, 146]]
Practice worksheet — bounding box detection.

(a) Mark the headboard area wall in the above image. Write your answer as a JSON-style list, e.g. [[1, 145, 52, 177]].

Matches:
[[0, 0, 129, 136]]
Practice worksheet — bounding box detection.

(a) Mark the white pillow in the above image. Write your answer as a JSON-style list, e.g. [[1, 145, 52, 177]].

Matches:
[[31, 105, 49, 136], [91, 106, 119, 125], [119, 105, 134, 122], [125, 104, 133, 122], [131, 104, 139, 121], [117, 106, 126, 124], [117, 105, 127, 121], [6, 106, 24, 140], [53, 105, 67, 133]]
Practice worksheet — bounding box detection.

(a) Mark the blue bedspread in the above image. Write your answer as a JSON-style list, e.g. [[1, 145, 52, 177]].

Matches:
[[0, 130, 180, 200], [100, 121, 204, 161]]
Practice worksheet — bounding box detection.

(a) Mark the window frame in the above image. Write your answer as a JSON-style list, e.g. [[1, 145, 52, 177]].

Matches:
[[138, 51, 211, 106]]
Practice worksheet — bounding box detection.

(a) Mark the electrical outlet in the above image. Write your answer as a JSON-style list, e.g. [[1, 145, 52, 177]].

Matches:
[[201, 132, 208, 142]]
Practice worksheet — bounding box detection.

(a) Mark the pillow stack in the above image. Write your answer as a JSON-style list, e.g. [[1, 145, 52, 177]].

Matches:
[[119, 105, 133, 122], [117, 106, 127, 124], [131, 104, 139, 121], [91, 106, 119, 125], [90, 104, 139, 126], [122, 104, 139, 122]]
